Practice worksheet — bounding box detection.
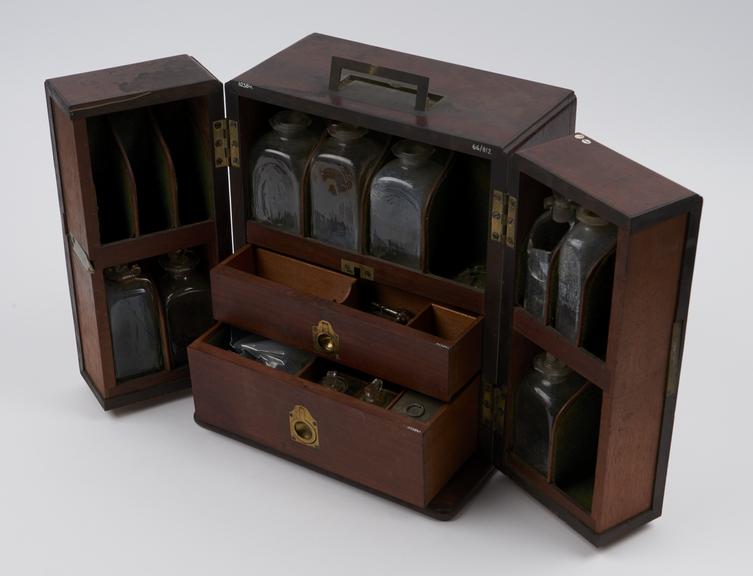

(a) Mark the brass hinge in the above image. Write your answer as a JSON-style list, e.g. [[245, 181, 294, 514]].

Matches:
[[340, 259, 374, 280], [505, 195, 517, 248], [212, 119, 240, 169], [490, 190, 505, 242], [228, 120, 240, 168], [490, 190, 517, 248], [482, 380, 506, 433]]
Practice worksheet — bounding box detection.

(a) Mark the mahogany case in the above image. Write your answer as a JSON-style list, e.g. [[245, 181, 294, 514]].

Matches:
[[45, 33, 701, 546]]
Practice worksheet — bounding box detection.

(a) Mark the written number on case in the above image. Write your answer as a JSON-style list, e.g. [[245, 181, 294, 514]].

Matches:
[[472, 143, 492, 155]]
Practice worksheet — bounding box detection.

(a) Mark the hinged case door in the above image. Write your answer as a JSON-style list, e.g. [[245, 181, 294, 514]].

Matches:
[[495, 132, 701, 545], [46, 55, 232, 409]]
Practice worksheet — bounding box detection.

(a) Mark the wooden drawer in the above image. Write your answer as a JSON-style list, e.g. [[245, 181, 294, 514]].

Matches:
[[189, 324, 479, 508], [210, 245, 483, 401]]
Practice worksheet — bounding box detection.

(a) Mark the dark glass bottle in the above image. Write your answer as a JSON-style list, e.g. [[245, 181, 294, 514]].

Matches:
[[105, 264, 163, 381], [454, 264, 487, 289], [158, 250, 213, 367], [522, 195, 574, 321], [512, 353, 584, 475], [554, 207, 617, 345], [309, 123, 382, 250], [249, 110, 318, 233], [368, 140, 443, 269]]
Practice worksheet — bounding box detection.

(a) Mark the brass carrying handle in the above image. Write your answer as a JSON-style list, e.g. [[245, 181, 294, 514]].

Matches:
[[328, 56, 431, 112]]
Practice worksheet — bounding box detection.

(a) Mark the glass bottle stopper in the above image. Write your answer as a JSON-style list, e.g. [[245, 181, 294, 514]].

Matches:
[[270, 110, 311, 136], [576, 207, 609, 227], [327, 122, 368, 142], [361, 378, 385, 404], [391, 140, 435, 167]]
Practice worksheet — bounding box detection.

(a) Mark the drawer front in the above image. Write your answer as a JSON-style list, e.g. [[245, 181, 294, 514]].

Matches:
[[210, 248, 483, 401], [189, 327, 479, 507]]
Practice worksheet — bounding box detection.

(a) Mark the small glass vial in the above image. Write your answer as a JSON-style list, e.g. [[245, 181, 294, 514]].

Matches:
[[250, 110, 318, 233], [522, 195, 574, 321], [357, 378, 394, 408], [158, 250, 212, 367], [105, 264, 163, 381], [512, 353, 584, 475], [320, 370, 351, 393], [454, 264, 487, 289], [309, 123, 383, 250], [368, 140, 443, 269], [554, 207, 617, 344]]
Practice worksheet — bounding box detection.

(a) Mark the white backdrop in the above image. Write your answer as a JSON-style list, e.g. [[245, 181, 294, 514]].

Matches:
[[1, 0, 749, 574]]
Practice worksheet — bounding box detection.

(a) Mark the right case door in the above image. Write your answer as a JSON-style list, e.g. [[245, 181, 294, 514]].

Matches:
[[496, 133, 702, 546]]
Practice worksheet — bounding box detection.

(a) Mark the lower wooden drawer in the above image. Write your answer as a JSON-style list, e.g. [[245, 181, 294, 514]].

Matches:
[[189, 324, 480, 508]]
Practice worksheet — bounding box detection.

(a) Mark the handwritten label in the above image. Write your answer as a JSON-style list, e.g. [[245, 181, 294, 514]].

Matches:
[[472, 143, 493, 155], [237, 81, 254, 90]]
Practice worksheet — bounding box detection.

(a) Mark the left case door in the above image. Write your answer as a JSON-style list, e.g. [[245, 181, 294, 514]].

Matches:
[[46, 55, 231, 409]]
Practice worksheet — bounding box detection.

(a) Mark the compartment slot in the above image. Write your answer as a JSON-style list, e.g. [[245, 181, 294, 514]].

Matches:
[[514, 172, 617, 359], [298, 358, 402, 409], [409, 304, 478, 341], [109, 108, 179, 233], [247, 221, 485, 315], [346, 281, 431, 325], [87, 116, 139, 243], [225, 246, 356, 303], [552, 384, 602, 511], [103, 243, 215, 392], [427, 154, 490, 284], [151, 98, 215, 224], [503, 330, 602, 516]]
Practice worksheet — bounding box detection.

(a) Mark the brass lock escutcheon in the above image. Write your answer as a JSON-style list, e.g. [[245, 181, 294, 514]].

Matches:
[[313, 320, 340, 355], [289, 405, 319, 448]]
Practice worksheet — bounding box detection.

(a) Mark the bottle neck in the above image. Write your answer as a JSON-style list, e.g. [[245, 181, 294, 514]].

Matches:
[[167, 269, 192, 281], [106, 265, 140, 283], [398, 157, 429, 168]]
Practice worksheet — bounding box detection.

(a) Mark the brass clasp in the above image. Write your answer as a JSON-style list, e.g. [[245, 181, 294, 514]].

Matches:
[[289, 405, 319, 448], [312, 320, 340, 355]]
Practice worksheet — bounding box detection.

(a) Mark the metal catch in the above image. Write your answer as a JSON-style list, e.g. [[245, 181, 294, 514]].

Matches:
[[213, 119, 229, 168], [312, 320, 340, 355], [340, 259, 374, 280], [505, 195, 517, 248], [289, 405, 319, 448]]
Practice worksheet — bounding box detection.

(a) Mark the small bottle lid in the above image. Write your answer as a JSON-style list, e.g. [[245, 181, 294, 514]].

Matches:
[[552, 194, 575, 223], [321, 370, 349, 393], [533, 353, 572, 380], [576, 207, 609, 226], [159, 249, 199, 275], [270, 110, 311, 136], [392, 139, 435, 166], [327, 122, 368, 142], [105, 264, 141, 282], [361, 378, 385, 404]]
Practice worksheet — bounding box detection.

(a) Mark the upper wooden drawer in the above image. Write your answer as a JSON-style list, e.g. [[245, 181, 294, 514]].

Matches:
[[210, 245, 483, 401]]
